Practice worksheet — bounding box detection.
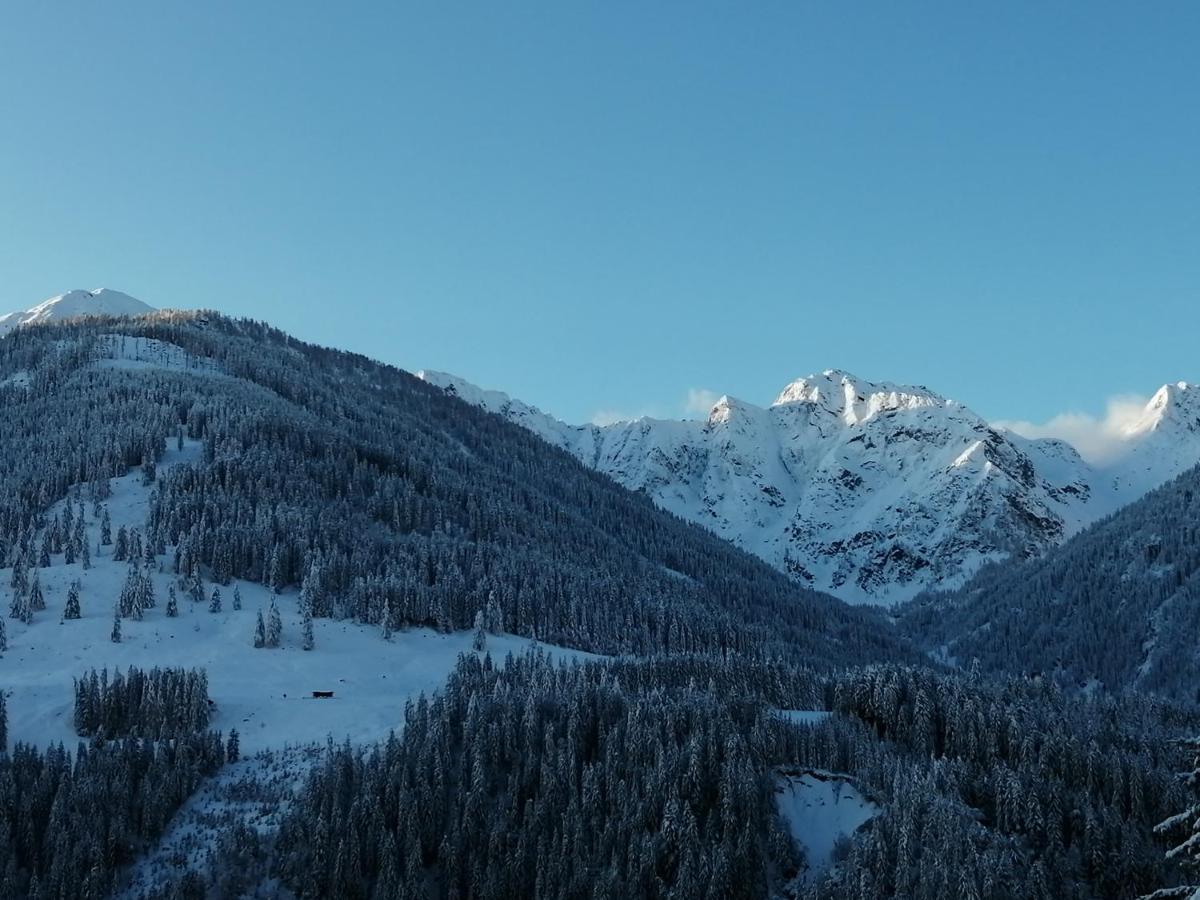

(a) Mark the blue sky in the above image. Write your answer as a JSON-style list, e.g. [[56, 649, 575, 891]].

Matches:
[[2, 3, 1198, 433]]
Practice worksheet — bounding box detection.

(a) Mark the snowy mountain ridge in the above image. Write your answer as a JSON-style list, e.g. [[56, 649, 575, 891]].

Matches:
[[0, 288, 155, 336], [418, 368, 1200, 605]]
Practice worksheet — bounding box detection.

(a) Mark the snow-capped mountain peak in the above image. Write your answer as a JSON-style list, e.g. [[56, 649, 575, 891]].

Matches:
[[1125, 381, 1199, 437], [0, 288, 155, 336], [772, 370, 945, 425], [421, 367, 1200, 605]]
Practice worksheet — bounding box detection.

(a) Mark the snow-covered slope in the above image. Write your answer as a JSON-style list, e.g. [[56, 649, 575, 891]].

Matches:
[[419, 370, 1200, 605], [1, 438, 588, 757], [0, 288, 154, 336]]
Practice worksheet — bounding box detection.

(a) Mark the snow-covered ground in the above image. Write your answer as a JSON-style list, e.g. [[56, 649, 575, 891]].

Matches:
[[775, 769, 878, 884], [0, 437, 596, 756], [93, 333, 226, 378]]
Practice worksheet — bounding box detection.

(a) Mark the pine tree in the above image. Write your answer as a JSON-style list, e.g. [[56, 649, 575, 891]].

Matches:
[[254, 610, 266, 648], [28, 572, 45, 611], [266, 600, 282, 648], [166, 586, 179, 618], [1155, 736, 1200, 894], [114, 525, 128, 561], [120, 565, 143, 619], [227, 728, 240, 763], [0, 618, 7, 653], [10, 556, 27, 596], [188, 570, 205, 605], [269, 545, 285, 594], [210, 587, 222, 614], [472, 609, 487, 652], [111, 608, 122, 643], [64, 581, 82, 620], [233, 584, 242, 611], [302, 603, 315, 651], [81, 537, 91, 570], [101, 507, 112, 545]]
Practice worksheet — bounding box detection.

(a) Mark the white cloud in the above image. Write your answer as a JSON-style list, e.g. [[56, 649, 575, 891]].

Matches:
[[996, 393, 1149, 465], [683, 388, 721, 417]]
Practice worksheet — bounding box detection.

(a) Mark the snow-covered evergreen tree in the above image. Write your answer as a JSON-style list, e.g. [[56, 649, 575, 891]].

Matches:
[[472, 609, 487, 651], [64, 580, 81, 620], [265, 600, 282, 648], [301, 604, 315, 651], [27, 572, 44, 612]]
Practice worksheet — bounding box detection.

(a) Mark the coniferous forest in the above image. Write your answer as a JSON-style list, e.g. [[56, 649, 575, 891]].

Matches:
[[0, 311, 1198, 898]]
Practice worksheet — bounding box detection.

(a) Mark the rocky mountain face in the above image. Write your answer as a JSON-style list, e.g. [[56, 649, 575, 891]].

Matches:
[[419, 369, 1200, 605]]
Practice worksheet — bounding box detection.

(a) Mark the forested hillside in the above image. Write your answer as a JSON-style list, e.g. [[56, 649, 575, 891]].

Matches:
[[902, 462, 1200, 700], [0, 311, 912, 668]]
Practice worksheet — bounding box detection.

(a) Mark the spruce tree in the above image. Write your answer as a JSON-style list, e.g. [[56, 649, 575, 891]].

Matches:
[[233, 584, 242, 611], [166, 586, 179, 618], [28, 572, 45, 611], [210, 587, 222, 614], [472, 609, 487, 651], [111, 608, 122, 643], [0, 618, 7, 653], [302, 604, 315, 651], [253, 610, 266, 648], [266, 600, 282, 648], [64, 581, 82, 620], [114, 525, 128, 561], [227, 729, 240, 763]]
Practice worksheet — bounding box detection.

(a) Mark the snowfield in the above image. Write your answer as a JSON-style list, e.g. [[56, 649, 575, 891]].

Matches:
[[775, 768, 879, 884]]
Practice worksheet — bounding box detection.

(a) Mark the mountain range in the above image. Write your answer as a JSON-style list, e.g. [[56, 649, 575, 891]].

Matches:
[[4, 288, 1196, 607], [419, 368, 1200, 604]]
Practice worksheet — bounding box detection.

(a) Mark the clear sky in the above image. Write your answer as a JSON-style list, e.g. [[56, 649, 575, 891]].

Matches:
[[2, 3, 1197, 434]]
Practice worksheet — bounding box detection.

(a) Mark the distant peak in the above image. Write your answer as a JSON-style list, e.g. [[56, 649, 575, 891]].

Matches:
[[1124, 381, 1199, 436], [0, 289, 156, 336]]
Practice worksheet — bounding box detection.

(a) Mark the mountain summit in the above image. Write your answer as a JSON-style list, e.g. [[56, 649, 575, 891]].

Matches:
[[0, 288, 155, 336], [420, 369, 1200, 604]]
